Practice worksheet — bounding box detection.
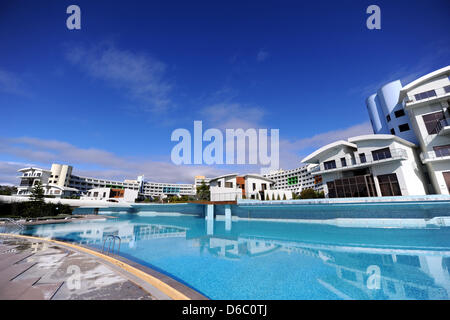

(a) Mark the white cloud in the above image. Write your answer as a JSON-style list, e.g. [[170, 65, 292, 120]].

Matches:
[[0, 137, 226, 184], [65, 42, 173, 113], [0, 161, 35, 185], [276, 122, 373, 169], [200, 102, 266, 130]]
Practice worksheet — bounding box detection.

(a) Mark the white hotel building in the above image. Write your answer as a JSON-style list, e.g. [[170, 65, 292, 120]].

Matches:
[[16, 163, 196, 199], [303, 66, 450, 198], [263, 165, 324, 194], [209, 173, 292, 201]]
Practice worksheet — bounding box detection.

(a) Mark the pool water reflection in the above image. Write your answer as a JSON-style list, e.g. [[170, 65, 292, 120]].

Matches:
[[21, 214, 450, 300]]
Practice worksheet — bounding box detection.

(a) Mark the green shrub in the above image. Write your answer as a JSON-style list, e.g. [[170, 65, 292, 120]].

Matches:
[[0, 201, 72, 218], [300, 188, 317, 199]]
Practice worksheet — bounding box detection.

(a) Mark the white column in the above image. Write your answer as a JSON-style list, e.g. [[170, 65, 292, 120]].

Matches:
[[225, 204, 232, 231], [205, 204, 214, 220], [206, 217, 214, 235]]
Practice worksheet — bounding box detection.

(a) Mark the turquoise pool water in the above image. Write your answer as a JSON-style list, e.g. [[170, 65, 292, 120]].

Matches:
[[19, 213, 450, 300]]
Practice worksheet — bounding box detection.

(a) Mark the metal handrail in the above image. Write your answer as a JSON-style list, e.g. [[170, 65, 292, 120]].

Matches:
[[406, 86, 450, 104], [0, 218, 25, 230], [421, 148, 450, 161], [101, 234, 121, 255], [315, 149, 407, 173]]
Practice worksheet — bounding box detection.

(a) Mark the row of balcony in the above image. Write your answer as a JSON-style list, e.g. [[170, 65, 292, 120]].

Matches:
[[420, 146, 450, 162], [405, 85, 450, 106], [310, 149, 408, 174]]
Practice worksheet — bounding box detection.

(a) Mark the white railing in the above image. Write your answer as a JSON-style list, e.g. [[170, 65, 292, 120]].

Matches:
[[421, 148, 450, 161], [405, 86, 450, 105], [210, 190, 243, 201], [315, 149, 407, 173]]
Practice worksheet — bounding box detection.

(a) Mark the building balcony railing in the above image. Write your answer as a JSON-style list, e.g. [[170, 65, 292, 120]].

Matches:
[[420, 148, 450, 162], [405, 86, 450, 107], [436, 118, 450, 136], [313, 149, 408, 175]]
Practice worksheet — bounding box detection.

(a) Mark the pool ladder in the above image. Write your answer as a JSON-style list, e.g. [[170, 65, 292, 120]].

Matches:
[[0, 218, 25, 232], [102, 235, 121, 255]]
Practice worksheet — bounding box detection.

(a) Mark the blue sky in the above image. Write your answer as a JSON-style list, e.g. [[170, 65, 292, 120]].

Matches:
[[0, 0, 449, 184]]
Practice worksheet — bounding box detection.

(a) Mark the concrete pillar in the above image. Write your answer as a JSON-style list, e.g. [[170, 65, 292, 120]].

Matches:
[[225, 204, 232, 231], [373, 176, 382, 197]]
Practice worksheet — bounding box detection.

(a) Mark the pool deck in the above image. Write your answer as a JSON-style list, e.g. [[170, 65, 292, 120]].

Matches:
[[0, 234, 207, 300]]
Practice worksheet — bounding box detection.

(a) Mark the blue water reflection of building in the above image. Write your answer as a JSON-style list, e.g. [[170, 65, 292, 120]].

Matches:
[[22, 215, 450, 300]]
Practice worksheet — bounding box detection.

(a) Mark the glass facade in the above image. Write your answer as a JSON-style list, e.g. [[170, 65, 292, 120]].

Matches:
[[378, 173, 401, 196], [326, 174, 377, 198], [422, 111, 446, 134]]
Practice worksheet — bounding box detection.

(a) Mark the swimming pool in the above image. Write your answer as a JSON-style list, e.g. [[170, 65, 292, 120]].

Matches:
[[19, 213, 450, 300]]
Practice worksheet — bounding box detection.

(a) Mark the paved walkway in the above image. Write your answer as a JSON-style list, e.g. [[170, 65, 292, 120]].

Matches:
[[0, 236, 154, 300]]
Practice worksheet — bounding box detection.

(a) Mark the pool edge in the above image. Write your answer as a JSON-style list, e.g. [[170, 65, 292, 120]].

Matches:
[[0, 233, 208, 301]]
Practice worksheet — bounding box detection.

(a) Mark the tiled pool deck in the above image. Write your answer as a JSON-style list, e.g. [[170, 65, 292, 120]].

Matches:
[[0, 234, 207, 300]]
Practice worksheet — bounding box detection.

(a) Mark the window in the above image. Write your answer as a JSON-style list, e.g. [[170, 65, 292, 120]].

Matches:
[[252, 183, 256, 191], [340, 157, 347, 167], [372, 147, 391, 161], [359, 153, 367, 163], [445, 85, 450, 93], [422, 111, 446, 134], [217, 181, 221, 187], [394, 109, 405, 118], [390, 128, 395, 135], [386, 115, 391, 122], [378, 173, 401, 196], [326, 174, 376, 198], [225, 182, 233, 188], [414, 90, 437, 101], [399, 123, 410, 132], [433, 144, 450, 157], [323, 160, 336, 170]]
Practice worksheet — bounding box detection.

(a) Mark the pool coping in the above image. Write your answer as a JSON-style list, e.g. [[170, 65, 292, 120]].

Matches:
[[0, 233, 208, 300]]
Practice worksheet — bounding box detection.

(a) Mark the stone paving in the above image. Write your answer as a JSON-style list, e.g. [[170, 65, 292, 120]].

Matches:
[[0, 236, 154, 300]]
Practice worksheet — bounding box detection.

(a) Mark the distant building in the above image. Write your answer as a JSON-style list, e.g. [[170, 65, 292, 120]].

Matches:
[[16, 163, 196, 199], [194, 175, 211, 189], [209, 173, 292, 201], [81, 187, 139, 203], [263, 165, 324, 194]]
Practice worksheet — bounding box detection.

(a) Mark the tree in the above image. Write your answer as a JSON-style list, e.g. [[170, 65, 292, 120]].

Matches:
[[30, 181, 45, 203], [0, 185, 17, 195], [196, 181, 210, 201], [282, 193, 287, 200], [316, 191, 325, 198], [300, 188, 317, 199], [277, 194, 281, 200]]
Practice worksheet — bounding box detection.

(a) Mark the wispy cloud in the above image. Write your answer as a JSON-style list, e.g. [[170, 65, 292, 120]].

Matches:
[[349, 43, 450, 98], [0, 137, 226, 184], [256, 49, 270, 62], [0, 68, 29, 97], [200, 102, 266, 130], [65, 41, 173, 113], [0, 161, 35, 185], [279, 121, 373, 169]]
